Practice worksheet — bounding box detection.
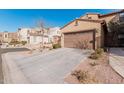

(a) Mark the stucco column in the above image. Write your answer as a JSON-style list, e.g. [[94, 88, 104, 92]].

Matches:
[[61, 34, 64, 47]]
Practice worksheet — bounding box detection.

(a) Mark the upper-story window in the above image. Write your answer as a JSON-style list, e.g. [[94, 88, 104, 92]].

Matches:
[[75, 20, 78, 26], [27, 30, 30, 33], [5, 34, 8, 38], [27, 37, 30, 39], [119, 13, 124, 22], [88, 17, 92, 19]]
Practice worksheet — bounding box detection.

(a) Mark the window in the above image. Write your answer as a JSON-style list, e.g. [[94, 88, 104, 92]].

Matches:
[[27, 37, 30, 39], [120, 13, 124, 22], [88, 17, 92, 19], [33, 36, 36, 42], [75, 20, 78, 26], [5, 34, 7, 38], [118, 35, 124, 39], [27, 30, 30, 33]]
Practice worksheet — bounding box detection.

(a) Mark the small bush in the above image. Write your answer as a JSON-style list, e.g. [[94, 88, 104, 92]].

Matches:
[[21, 41, 27, 45], [89, 61, 98, 66], [71, 70, 88, 83], [53, 44, 61, 49], [71, 70, 99, 83], [89, 48, 104, 60], [89, 52, 100, 60], [95, 48, 104, 55], [49, 48, 53, 50], [9, 39, 20, 46]]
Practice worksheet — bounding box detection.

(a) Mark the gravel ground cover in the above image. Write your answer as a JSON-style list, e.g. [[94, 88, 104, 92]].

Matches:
[[65, 53, 124, 84]]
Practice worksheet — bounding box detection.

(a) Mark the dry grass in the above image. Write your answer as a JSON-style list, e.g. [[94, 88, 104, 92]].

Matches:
[[89, 61, 98, 66], [89, 48, 104, 60], [71, 70, 99, 83]]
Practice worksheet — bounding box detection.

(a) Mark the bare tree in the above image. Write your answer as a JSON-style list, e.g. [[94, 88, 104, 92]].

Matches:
[[37, 20, 45, 51]]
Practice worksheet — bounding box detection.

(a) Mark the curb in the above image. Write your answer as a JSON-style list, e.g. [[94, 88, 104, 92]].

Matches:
[[2, 53, 29, 84], [109, 54, 124, 78]]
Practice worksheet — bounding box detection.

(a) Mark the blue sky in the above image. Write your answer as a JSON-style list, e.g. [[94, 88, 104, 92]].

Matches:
[[0, 9, 119, 32]]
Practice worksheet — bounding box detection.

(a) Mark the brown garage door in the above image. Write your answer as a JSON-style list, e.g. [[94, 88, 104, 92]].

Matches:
[[64, 30, 95, 49]]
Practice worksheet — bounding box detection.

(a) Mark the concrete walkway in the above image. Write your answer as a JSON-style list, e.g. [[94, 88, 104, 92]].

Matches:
[[109, 48, 124, 78], [2, 48, 91, 84]]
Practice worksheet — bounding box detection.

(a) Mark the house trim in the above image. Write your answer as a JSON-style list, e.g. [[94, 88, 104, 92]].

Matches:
[[63, 29, 96, 34]]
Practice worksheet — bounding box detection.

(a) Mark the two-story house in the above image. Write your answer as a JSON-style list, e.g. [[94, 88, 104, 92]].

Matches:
[[61, 10, 124, 49]]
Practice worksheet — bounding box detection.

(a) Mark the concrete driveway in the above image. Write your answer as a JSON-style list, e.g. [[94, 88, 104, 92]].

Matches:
[[3, 48, 91, 84]]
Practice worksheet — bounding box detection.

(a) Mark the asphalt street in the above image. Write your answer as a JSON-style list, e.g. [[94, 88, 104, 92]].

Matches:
[[0, 48, 29, 83]]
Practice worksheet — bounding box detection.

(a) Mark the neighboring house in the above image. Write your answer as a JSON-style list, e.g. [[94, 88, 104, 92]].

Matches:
[[48, 27, 61, 44], [29, 32, 49, 45], [18, 27, 49, 45], [0, 31, 18, 43], [8, 32, 18, 42], [0, 32, 3, 42], [1, 27, 61, 46], [61, 10, 124, 49], [3, 31, 9, 43], [18, 28, 31, 43], [53, 35, 61, 44]]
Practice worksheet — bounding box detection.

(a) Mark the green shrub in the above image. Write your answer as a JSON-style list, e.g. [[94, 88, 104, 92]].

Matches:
[[21, 41, 27, 45], [9, 39, 20, 46], [49, 48, 53, 50], [53, 44, 61, 49], [89, 48, 104, 60], [95, 48, 104, 55], [89, 52, 100, 60]]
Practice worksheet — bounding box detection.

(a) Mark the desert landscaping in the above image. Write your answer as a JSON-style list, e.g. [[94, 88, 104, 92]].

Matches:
[[65, 48, 124, 84], [1, 9, 124, 84]]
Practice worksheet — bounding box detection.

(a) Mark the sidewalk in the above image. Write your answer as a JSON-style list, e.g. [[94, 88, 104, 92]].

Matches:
[[109, 48, 124, 78]]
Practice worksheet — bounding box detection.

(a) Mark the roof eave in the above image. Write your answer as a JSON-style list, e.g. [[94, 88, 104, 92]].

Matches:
[[63, 28, 96, 34]]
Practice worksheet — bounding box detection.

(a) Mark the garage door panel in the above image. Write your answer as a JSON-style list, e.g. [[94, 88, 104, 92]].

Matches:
[[64, 31, 95, 49]]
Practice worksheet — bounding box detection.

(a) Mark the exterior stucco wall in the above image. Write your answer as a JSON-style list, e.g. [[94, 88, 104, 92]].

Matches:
[[48, 27, 61, 43], [61, 20, 101, 36], [0, 33, 3, 42], [29, 36, 49, 44], [87, 15, 99, 20], [18, 28, 31, 43], [100, 15, 116, 23], [80, 15, 88, 19], [61, 20, 103, 48], [0, 32, 18, 43], [61, 34, 64, 47], [80, 14, 99, 20]]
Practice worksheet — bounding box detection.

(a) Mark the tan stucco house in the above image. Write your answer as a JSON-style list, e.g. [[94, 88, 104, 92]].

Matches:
[[61, 10, 124, 49], [0, 31, 18, 43]]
